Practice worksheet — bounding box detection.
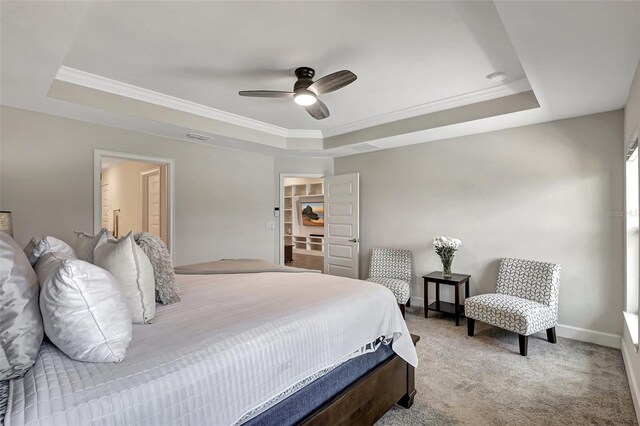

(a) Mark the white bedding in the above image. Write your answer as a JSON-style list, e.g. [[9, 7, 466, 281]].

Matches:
[[6, 272, 417, 426]]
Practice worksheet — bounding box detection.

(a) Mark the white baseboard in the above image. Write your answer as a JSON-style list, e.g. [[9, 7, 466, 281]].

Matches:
[[407, 296, 621, 349], [622, 331, 640, 423], [555, 324, 621, 349]]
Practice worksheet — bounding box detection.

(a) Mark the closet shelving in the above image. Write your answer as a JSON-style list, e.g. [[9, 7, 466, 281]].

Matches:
[[283, 182, 324, 256], [293, 235, 324, 255]]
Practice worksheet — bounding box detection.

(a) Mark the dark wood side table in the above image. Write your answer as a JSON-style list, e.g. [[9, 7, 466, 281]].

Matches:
[[284, 245, 294, 263], [423, 271, 470, 326]]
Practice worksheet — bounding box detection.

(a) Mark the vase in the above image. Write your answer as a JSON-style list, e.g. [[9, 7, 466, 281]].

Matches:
[[441, 257, 453, 278]]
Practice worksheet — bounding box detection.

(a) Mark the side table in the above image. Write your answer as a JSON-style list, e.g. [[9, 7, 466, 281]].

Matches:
[[423, 271, 470, 326], [284, 244, 294, 263]]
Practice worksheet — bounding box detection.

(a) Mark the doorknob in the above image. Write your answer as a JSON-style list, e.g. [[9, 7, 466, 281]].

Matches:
[[349, 238, 359, 243]]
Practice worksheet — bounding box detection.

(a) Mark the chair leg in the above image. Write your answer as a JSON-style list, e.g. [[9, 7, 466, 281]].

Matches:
[[467, 318, 475, 337], [399, 303, 406, 318], [547, 327, 557, 344], [406, 298, 411, 308], [519, 335, 528, 356]]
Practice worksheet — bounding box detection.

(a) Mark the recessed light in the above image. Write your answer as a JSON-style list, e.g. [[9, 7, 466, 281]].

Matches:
[[185, 132, 214, 142], [486, 71, 507, 82]]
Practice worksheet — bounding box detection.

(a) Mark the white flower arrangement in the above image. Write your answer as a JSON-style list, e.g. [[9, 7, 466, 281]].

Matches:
[[433, 236, 462, 250], [433, 236, 461, 277]]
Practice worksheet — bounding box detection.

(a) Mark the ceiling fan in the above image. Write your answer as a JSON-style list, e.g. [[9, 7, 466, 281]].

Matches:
[[238, 67, 357, 120]]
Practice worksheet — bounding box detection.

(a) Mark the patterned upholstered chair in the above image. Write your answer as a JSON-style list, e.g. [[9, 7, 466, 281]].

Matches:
[[366, 248, 413, 317], [465, 258, 561, 356]]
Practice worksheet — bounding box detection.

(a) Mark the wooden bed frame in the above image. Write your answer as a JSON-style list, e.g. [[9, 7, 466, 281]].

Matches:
[[300, 334, 419, 425]]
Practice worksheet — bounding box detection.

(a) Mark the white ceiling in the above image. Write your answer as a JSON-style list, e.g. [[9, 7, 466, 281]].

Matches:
[[1, 1, 639, 157], [59, 1, 526, 130]]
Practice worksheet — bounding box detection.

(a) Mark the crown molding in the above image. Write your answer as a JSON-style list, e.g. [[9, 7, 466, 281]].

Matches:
[[321, 78, 532, 138], [286, 129, 324, 139], [55, 66, 323, 140], [54, 66, 530, 144]]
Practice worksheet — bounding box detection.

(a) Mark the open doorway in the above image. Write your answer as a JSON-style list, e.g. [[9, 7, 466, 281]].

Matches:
[[94, 150, 174, 257], [280, 174, 324, 272]]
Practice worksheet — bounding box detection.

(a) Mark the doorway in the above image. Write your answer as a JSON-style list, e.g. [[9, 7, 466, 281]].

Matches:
[[94, 150, 175, 257], [280, 174, 325, 272]]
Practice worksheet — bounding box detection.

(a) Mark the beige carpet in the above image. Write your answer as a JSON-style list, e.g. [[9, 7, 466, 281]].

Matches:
[[377, 308, 637, 426]]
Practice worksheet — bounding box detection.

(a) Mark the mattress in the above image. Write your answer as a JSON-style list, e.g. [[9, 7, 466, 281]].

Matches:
[[5, 272, 417, 426], [245, 343, 395, 426]]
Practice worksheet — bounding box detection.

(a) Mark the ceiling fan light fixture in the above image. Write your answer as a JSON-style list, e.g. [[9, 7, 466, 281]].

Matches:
[[294, 90, 317, 106], [239, 67, 356, 120]]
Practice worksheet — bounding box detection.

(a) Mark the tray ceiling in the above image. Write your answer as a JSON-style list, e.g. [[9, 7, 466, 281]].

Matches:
[[1, 1, 639, 156]]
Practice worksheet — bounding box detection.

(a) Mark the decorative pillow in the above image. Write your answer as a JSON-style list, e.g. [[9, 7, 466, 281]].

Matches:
[[73, 228, 113, 263], [23, 237, 39, 266], [94, 232, 156, 324], [134, 232, 181, 305], [24, 236, 76, 266], [0, 232, 43, 379], [36, 252, 132, 363]]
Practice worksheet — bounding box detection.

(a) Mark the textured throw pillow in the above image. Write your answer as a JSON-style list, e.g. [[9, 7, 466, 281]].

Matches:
[[134, 232, 180, 305], [24, 236, 76, 266], [94, 232, 156, 324], [23, 237, 39, 266], [36, 252, 132, 363], [0, 232, 43, 379], [74, 228, 113, 263]]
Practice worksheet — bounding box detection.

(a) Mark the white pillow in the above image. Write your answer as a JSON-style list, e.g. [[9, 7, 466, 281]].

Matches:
[[25, 236, 76, 266], [36, 252, 132, 363], [0, 232, 43, 379], [94, 232, 156, 324], [74, 228, 113, 263]]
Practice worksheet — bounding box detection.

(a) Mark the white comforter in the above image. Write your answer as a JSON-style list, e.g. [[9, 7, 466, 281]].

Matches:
[[6, 272, 417, 426]]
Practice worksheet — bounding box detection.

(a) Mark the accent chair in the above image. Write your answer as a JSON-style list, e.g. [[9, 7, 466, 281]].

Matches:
[[366, 248, 413, 317], [465, 258, 561, 356]]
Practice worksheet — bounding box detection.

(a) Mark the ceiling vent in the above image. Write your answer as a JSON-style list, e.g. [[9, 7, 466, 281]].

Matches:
[[349, 142, 382, 153], [185, 132, 214, 142]]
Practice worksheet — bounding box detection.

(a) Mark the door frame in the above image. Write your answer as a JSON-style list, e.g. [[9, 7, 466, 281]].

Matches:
[[140, 166, 162, 238], [93, 149, 175, 260], [278, 173, 324, 266]]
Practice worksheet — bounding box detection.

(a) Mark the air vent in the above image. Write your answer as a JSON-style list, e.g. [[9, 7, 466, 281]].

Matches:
[[185, 132, 214, 142], [349, 142, 382, 153]]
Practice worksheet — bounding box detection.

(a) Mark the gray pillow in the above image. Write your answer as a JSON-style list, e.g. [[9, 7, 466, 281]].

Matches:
[[36, 252, 132, 362], [24, 236, 76, 266], [73, 228, 113, 263], [23, 237, 39, 266], [0, 231, 43, 379], [134, 232, 181, 305]]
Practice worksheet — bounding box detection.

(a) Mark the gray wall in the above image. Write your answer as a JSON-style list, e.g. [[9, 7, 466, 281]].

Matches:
[[0, 105, 626, 335], [0, 106, 276, 266], [335, 111, 624, 335], [625, 61, 640, 144]]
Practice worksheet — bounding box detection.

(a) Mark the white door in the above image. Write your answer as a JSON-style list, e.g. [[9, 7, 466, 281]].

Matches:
[[101, 184, 110, 230], [142, 169, 161, 238], [324, 173, 360, 278]]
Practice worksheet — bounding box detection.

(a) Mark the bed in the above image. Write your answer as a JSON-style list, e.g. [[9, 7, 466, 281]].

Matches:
[[3, 262, 418, 426]]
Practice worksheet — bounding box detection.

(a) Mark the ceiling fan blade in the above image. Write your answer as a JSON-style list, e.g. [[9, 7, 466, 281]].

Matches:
[[305, 99, 330, 120], [308, 70, 357, 95], [238, 90, 294, 98]]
